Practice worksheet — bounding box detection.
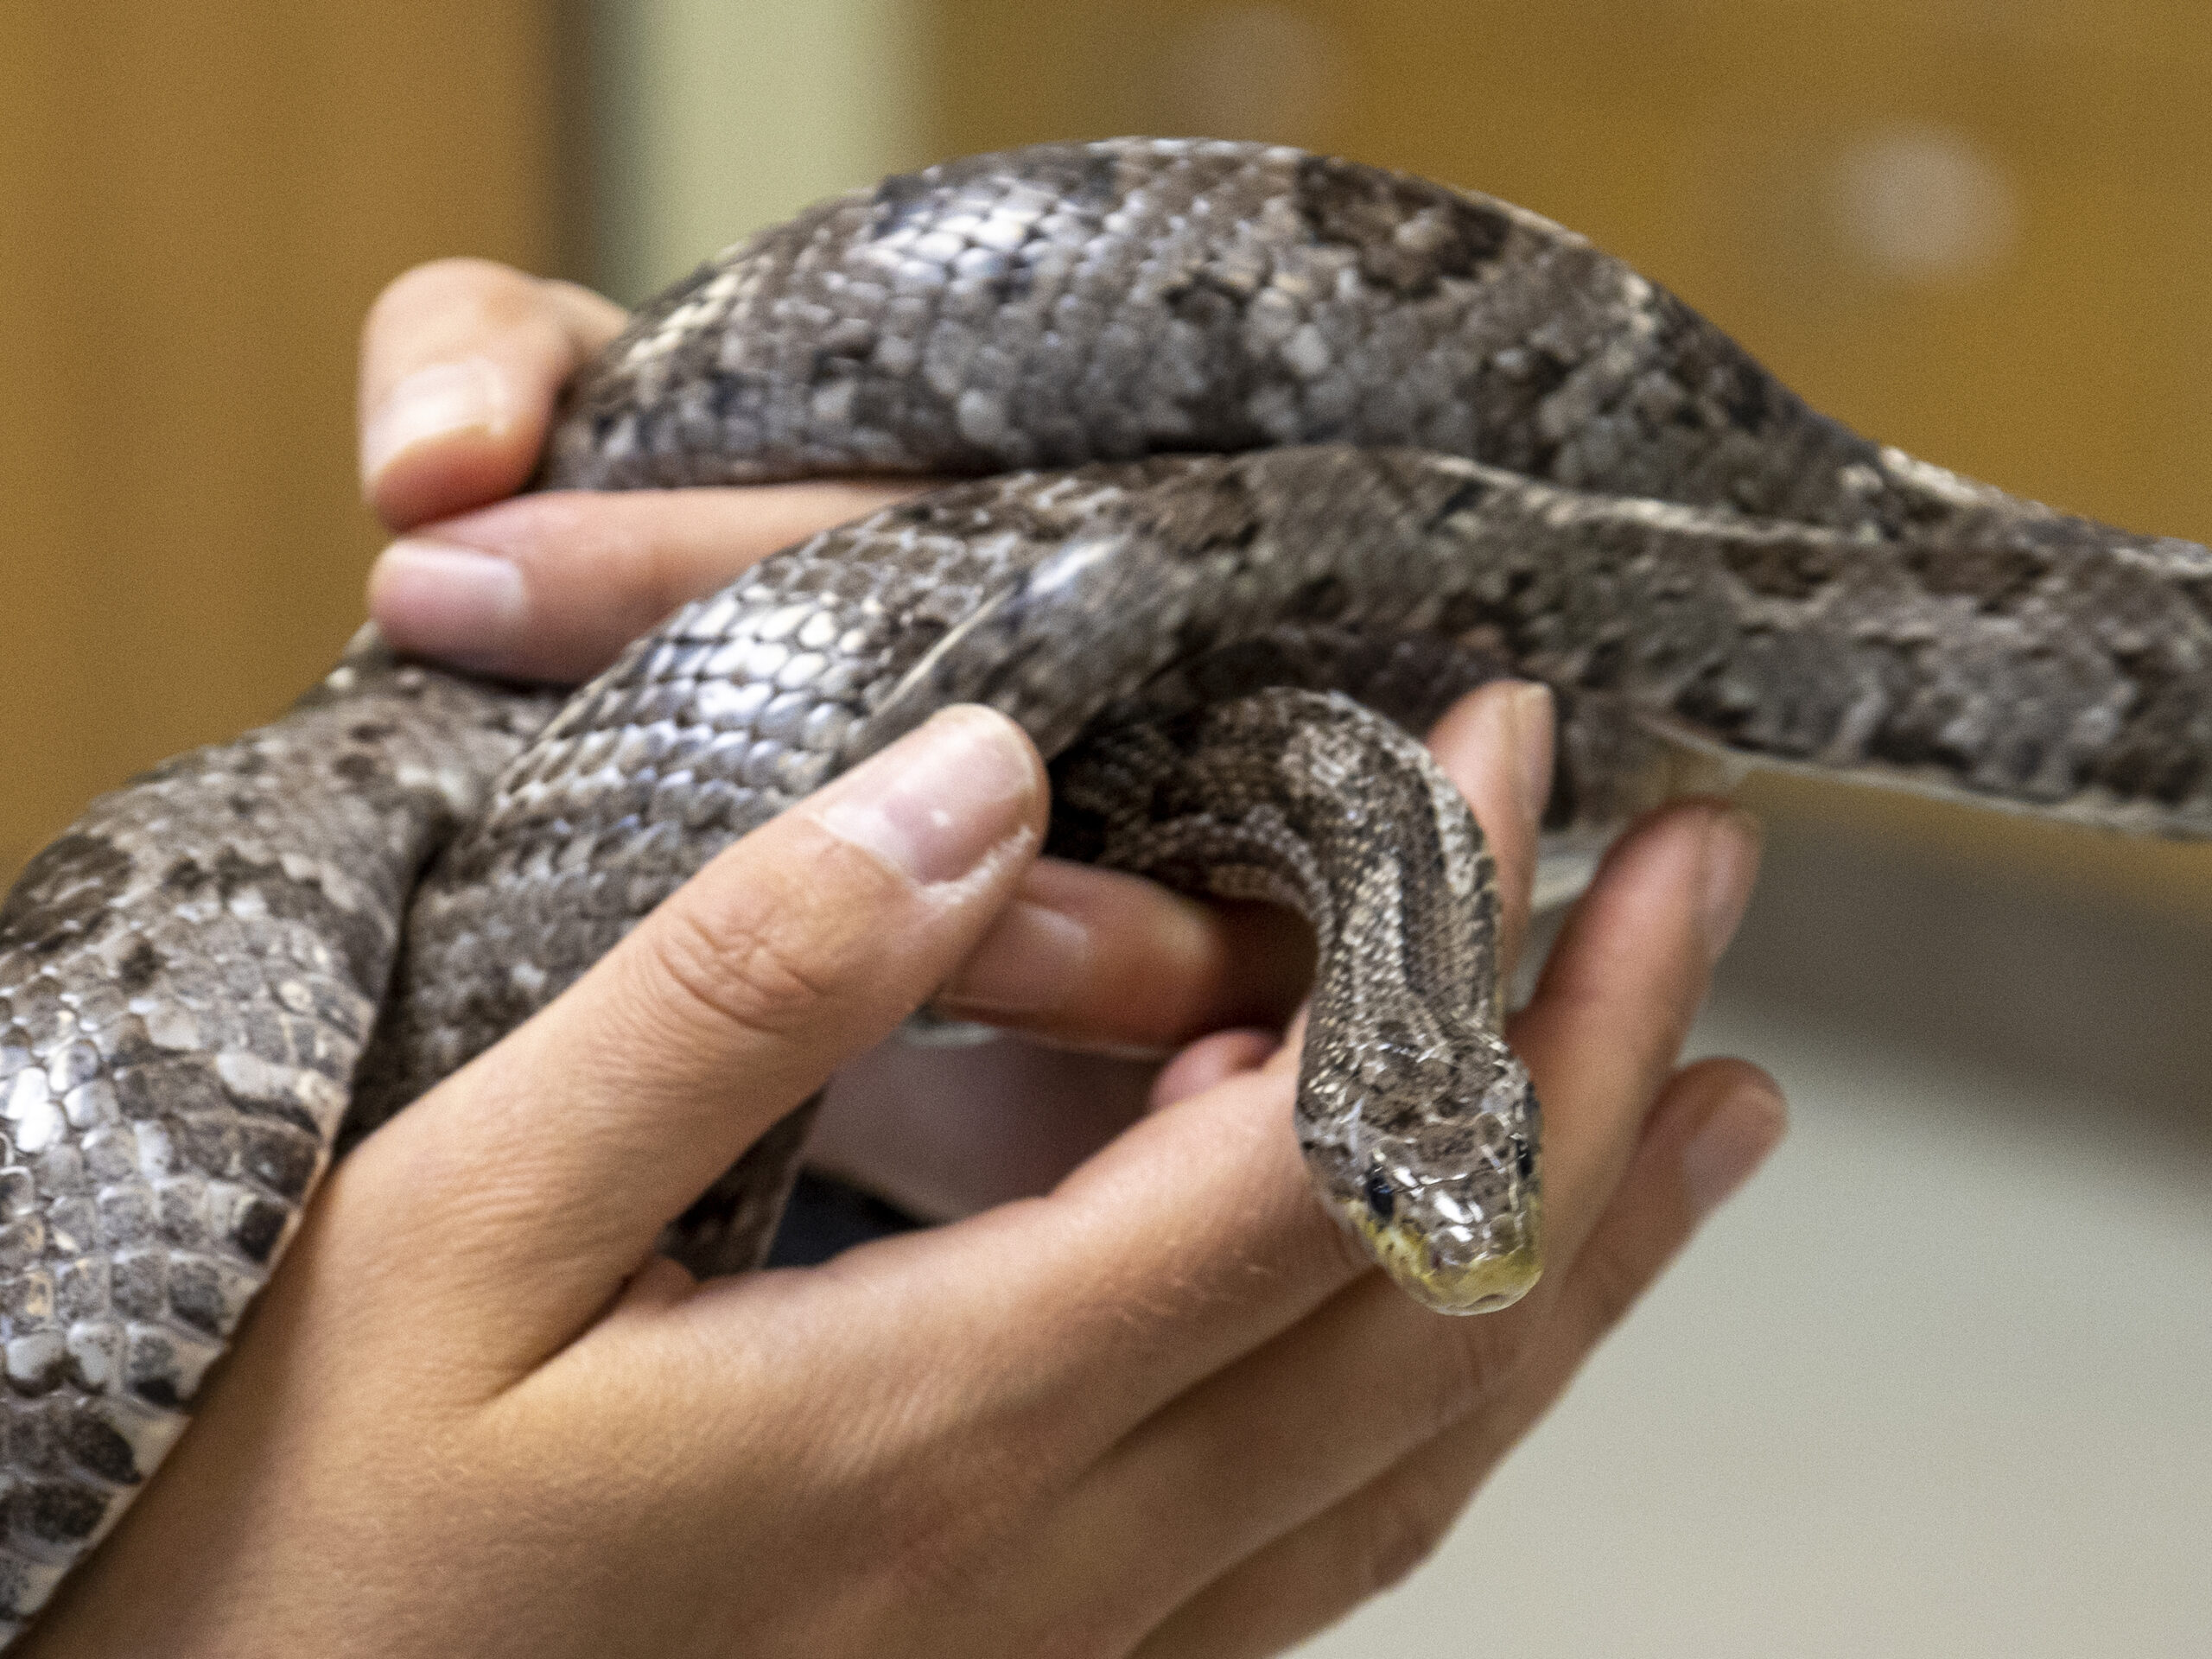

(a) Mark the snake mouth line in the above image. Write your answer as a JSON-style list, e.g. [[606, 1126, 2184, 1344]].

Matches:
[[1333, 1197, 1545, 1316]]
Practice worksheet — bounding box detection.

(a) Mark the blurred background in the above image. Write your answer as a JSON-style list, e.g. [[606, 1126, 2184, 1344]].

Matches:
[[3, 2, 2208, 1652]]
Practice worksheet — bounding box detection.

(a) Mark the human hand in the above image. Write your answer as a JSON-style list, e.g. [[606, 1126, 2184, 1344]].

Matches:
[[20, 650, 1781, 1656], [348, 259, 1330, 1216]]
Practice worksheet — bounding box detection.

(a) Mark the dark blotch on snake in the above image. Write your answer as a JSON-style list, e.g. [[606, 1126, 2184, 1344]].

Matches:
[[0, 836, 131, 957]]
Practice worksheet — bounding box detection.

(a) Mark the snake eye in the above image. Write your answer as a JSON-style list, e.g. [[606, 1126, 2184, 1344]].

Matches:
[[1363, 1167, 1396, 1221], [1515, 1137, 1536, 1182]]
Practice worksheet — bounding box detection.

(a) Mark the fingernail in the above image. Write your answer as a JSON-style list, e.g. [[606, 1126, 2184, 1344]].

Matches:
[[1505, 683, 1555, 835], [1696, 807, 1762, 964], [366, 539, 527, 658], [1681, 1080, 1787, 1217], [361, 358, 509, 487], [934, 899, 1093, 1018], [811, 708, 1039, 887]]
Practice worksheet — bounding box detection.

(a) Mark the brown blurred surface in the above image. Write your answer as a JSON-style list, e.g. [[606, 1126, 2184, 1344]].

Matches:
[[929, 0, 2212, 913], [928, 0, 2212, 535], [0, 3, 564, 879]]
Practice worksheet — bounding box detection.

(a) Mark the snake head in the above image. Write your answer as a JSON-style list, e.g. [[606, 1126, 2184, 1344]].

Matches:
[[1297, 1019, 1543, 1316]]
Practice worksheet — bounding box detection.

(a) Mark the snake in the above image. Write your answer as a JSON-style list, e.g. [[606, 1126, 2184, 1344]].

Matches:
[[3, 136, 2210, 1637]]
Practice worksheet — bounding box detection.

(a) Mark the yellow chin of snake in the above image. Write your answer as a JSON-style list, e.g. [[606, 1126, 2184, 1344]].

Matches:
[[1338, 1197, 1544, 1316]]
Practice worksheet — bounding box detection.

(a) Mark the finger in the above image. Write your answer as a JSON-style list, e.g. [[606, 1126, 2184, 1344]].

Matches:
[[1417, 681, 1554, 975], [804, 1029, 1162, 1222], [933, 860, 1313, 1048], [359, 258, 628, 528], [1515, 800, 1760, 1262], [327, 705, 1046, 1373], [1149, 1029, 1282, 1109], [1027, 806, 1760, 1617], [931, 680, 1553, 1050], [365, 482, 928, 683], [1134, 1061, 1787, 1659]]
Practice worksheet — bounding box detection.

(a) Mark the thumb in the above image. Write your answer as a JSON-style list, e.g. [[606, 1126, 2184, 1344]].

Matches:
[[332, 705, 1046, 1374]]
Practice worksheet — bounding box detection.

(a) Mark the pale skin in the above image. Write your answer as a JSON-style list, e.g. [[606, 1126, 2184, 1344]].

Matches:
[[21, 261, 1786, 1658]]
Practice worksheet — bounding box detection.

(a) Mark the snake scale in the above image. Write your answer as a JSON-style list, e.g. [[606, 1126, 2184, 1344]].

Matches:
[[3, 137, 2210, 1634]]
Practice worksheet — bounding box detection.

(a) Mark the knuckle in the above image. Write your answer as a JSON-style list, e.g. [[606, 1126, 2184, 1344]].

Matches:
[[1351, 1469, 1460, 1599], [872, 1426, 1054, 1611], [1315, 1202, 1381, 1284], [838, 1363, 1108, 1637], [1411, 1316, 1522, 1440], [874, 1476, 991, 1602], [1516, 966, 1618, 1040], [1566, 1230, 1657, 1344], [645, 894, 847, 1046]]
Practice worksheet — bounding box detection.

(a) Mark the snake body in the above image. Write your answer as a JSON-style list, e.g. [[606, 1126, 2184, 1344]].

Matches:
[[3, 137, 2210, 1634]]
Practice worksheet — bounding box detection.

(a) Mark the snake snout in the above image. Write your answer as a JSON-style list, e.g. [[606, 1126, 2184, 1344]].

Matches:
[[1306, 1034, 1544, 1316]]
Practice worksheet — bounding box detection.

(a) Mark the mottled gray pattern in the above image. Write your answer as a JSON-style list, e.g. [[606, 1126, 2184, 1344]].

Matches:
[[3, 137, 2209, 1637], [0, 657, 556, 1634]]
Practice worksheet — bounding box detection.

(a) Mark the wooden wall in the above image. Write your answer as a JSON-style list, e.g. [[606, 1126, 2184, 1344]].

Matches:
[[0, 3, 567, 879], [928, 1, 2212, 537]]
